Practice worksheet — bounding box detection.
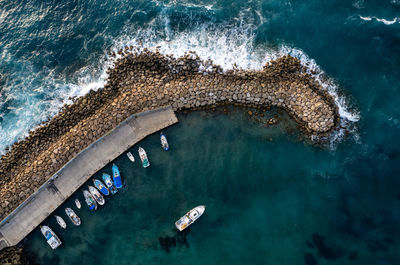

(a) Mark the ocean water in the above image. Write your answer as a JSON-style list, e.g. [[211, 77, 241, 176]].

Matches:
[[24, 108, 400, 264], [1, 0, 400, 264]]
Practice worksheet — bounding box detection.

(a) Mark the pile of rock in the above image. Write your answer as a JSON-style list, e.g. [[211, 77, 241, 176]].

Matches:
[[0, 246, 31, 265], [0, 49, 339, 221]]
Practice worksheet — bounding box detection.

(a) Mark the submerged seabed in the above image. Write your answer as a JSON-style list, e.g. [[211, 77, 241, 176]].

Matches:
[[24, 108, 400, 265]]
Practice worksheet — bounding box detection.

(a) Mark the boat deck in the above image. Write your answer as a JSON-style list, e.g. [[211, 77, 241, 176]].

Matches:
[[0, 106, 178, 250]]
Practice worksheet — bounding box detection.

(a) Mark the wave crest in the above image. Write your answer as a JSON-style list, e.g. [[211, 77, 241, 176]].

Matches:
[[0, 3, 359, 153]]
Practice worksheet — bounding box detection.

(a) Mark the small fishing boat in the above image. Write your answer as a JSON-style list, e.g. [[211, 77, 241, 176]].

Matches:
[[127, 152, 135, 162], [89, 185, 105, 205], [65, 208, 81, 226], [93, 179, 110, 196], [83, 190, 97, 211], [55, 215, 66, 229], [40, 226, 62, 249], [75, 198, 81, 209], [112, 164, 122, 189], [175, 205, 206, 231], [138, 147, 150, 168], [160, 132, 169, 151], [102, 173, 118, 195]]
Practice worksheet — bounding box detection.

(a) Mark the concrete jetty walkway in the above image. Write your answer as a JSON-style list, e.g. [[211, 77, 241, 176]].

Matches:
[[0, 106, 178, 250]]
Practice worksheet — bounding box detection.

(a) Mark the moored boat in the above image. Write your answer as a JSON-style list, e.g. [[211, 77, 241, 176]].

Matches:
[[160, 132, 169, 151], [65, 208, 81, 226], [75, 198, 81, 209], [89, 185, 105, 205], [175, 205, 206, 231], [102, 173, 118, 195], [127, 152, 135, 162], [93, 178, 110, 196], [40, 225, 62, 249], [138, 147, 150, 168], [55, 215, 66, 229], [112, 164, 122, 189], [83, 190, 97, 211]]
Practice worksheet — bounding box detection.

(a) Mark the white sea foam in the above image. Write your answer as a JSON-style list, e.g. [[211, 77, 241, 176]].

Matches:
[[109, 12, 359, 146], [359, 16, 372, 21], [0, 2, 359, 154], [359, 15, 399, 25], [151, 0, 215, 10], [376, 17, 397, 25]]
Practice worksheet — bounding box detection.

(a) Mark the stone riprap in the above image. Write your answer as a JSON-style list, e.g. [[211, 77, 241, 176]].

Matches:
[[0, 106, 177, 250], [0, 49, 339, 222], [0, 246, 30, 265]]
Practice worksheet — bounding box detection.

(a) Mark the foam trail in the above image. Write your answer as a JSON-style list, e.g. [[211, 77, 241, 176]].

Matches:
[[376, 17, 397, 25], [359, 16, 372, 21], [359, 15, 399, 25]]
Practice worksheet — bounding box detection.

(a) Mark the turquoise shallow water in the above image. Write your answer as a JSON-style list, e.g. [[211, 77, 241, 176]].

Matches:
[[24, 108, 400, 264]]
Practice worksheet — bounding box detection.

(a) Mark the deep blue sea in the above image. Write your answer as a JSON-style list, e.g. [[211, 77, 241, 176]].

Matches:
[[1, 0, 400, 264]]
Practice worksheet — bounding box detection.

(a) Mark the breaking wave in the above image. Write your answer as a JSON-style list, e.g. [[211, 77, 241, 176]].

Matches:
[[109, 9, 359, 146], [0, 0, 360, 154]]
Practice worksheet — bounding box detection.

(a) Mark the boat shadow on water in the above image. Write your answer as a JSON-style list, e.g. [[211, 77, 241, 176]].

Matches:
[[158, 228, 190, 253]]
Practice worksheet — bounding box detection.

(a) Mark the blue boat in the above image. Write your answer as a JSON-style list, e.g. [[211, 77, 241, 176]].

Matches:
[[112, 164, 122, 189], [102, 173, 118, 195], [93, 179, 110, 196]]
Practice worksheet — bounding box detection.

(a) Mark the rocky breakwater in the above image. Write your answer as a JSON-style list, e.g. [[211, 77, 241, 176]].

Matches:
[[0, 246, 31, 265], [0, 49, 339, 224], [106, 49, 338, 134]]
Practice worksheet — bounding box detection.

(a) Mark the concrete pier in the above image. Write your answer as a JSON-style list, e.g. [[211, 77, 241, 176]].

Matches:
[[0, 106, 178, 250]]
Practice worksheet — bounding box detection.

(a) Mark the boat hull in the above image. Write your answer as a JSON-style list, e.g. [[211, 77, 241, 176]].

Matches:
[[175, 205, 206, 231], [40, 226, 62, 249], [94, 179, 110, 196], [65, 208, 81, 226], [55, 216, 66, 229], [127, 152, 135, 162], [75, 198, 81, 209], [112, 164, 122, 188], [160, 133, 169, 151], [138, 147, 150, 168], [83, 190, 97, 210], [89, 185, 105, 205], [102, 173, 118, 195]]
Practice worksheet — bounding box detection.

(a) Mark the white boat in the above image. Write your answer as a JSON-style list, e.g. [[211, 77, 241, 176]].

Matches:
[[127, 152, 135, 162], [160, 132, 169, 151], [75, 198, 81, 209], [175, 205, 206, 231], [138, 147, 150, 168], [89, 185, 105, 205], [83, 190, 97, 210], [55, 215, 66, 229], [40, 225, 62, 249], [65, 208, 81, 226]]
